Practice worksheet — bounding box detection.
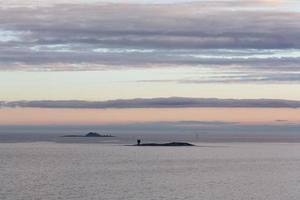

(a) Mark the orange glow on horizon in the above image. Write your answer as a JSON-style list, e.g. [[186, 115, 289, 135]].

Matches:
[[0, 107, 299, 125]]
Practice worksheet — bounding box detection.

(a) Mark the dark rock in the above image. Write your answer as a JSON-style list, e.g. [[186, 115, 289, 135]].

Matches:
[[134, 142, 194, 146], [85, 132, 101, 137], [62, 132, 114, 137]]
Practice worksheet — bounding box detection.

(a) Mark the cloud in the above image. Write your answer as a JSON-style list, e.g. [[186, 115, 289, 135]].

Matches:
[[1, 97, 300, 109], [138, 72, 300, 84], [0, 1, 300, 83]]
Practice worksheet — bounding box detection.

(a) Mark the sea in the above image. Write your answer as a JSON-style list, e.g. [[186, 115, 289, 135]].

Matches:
[[1, 133, 300, 200]]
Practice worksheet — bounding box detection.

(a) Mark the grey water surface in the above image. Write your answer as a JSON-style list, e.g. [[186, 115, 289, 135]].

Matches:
[[1, 141, 300, 200]]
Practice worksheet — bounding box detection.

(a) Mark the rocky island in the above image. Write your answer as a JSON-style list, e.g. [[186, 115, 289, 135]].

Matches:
[[134, 140, 194, 146], [62, 132, 115, 137]]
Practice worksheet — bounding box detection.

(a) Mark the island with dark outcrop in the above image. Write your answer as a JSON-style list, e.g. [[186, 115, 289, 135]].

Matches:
[[62, 132, 115, 138], [133, 140, 194, 146]]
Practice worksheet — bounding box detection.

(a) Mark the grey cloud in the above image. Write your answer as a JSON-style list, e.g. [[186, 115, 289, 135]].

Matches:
[[0, 1, 300, 83], [1, 97, 300, 109], [137, 63, 300, 84], [1, 3, 300, 49]]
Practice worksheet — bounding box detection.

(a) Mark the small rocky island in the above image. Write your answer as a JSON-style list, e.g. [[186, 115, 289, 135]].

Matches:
[[62, 132, 115, 138], [134, 140, 194, 146]]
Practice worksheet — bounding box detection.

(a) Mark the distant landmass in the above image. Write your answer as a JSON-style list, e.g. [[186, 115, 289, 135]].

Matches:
[[62, 132, 115, 138], [3, 97, 300, 109], [134, 142, 194, 147]]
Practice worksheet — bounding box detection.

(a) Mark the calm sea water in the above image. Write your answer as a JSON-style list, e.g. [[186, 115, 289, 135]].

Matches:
[[1, 142, 300, 200]]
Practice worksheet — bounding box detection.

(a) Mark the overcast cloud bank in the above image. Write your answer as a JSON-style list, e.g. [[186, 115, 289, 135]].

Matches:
[[1, 97, 300, 109], [0, 1, 300, 83]]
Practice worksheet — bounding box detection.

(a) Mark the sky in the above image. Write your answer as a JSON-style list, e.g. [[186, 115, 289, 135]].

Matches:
[[1, 107, 300, 125], [0, 0, 300, 127]]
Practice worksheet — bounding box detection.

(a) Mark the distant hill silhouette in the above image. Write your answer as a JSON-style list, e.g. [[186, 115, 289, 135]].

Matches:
[[62, 132, 114, 137]]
